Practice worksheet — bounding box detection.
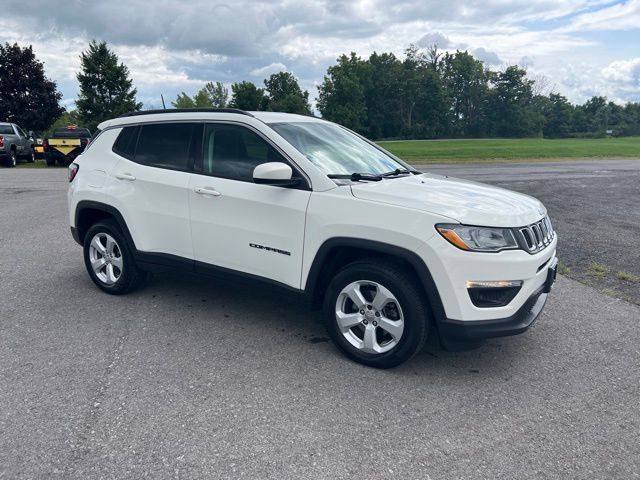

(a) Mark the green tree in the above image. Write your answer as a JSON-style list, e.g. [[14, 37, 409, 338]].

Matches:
[[317, 53, 369, 134], [172, 81, 229, 109], [76, 40, 141, 130], [0, 43, 64, 132], [229, 81, 266, 110], [486, 66, 542, 137], [263, 72, 311, 114], [541, 93, 574, 137], [441, 51, 490, 136], [172, 92, 196, 108], [204, 81, 228, 108]]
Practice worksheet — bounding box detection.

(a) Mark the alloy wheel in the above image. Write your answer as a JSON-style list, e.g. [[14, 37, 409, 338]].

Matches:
[[335, 280, 405, 354], [88, 232, 123, 285]]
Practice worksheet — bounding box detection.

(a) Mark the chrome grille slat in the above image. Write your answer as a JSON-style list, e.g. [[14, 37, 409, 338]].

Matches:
[[517, 216, 554, 254]]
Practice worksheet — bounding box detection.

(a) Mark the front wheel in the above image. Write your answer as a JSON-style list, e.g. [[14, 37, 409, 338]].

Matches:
[[27, 148, 35, 163], [323, 259, 429, 368], [83, 220, 146, 294]]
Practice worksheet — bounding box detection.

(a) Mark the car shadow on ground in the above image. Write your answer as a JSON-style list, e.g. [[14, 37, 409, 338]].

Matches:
[[130, 270, 529, 379]]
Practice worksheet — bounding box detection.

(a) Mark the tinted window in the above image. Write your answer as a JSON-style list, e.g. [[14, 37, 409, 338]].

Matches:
[[113, 126, 139, 159], [0, 125, 14, 134], [53, 128, 92, 138], [135, 123, 197, 171], [202, 124, 286, 182]]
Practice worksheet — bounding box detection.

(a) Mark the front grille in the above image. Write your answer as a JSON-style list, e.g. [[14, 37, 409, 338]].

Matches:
[[517, 216, 554, 254]]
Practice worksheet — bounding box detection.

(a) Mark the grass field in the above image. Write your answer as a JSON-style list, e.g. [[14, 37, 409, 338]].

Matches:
[[377, 136, 640, 163]]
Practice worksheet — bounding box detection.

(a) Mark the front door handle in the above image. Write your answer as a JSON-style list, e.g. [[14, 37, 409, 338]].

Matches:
[[194, 186, 221, 197], [115, 172, 136, 181]]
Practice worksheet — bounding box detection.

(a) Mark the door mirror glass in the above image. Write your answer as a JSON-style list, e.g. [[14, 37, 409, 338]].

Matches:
[[253, 162, 295, 186]]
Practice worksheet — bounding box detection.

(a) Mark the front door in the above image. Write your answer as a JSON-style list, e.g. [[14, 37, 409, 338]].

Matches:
[[189, 123, 310, 288]]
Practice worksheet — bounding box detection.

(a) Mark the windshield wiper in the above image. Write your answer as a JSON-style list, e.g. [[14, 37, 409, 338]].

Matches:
[[381, 168, 413, 177], [327, 173, 383, 182]]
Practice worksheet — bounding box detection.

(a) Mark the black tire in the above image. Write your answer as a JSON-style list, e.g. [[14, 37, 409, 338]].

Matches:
[[323, 259, 429, 368], [45, 153, 55, 167], [8, 149, 17, 167], [83, 220, 146, 295], [27, 148, 35, 163]]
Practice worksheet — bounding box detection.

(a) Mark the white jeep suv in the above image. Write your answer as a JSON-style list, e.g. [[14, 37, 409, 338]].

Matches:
[[68, 109, 558, 368]]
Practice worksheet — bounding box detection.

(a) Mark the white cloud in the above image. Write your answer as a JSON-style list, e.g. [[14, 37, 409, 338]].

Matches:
[[250, 62, 288, 77], [563, 0, 640, 31]]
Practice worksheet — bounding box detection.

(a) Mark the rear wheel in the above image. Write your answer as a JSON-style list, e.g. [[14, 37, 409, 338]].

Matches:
[[27, 148, 35, 163], [45, 153, 55, 167], [83, 220, 146, 294], [9, 149, 17, 167], [323, 259, 429, 368]]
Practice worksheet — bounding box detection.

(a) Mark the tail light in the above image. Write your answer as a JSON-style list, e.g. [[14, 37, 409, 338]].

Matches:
[[68, 163, 79, 182], [0, 136, 4, 148]]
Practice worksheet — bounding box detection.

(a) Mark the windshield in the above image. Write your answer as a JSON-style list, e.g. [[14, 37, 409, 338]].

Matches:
[[270, 122, 404, 176]]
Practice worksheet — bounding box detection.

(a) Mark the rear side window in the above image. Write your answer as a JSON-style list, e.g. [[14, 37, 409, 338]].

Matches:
[[0, 125, 14, 134], [135, 123, 198, 171], [113, 126, 139, 159]]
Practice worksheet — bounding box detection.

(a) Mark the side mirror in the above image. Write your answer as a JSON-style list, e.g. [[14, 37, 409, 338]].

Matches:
[[253, 162, 298, 186]]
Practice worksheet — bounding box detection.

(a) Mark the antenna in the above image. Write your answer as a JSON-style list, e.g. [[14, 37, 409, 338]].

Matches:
[[161, 94, 166, 110]]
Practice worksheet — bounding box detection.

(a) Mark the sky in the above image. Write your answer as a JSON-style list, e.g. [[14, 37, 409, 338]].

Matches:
[[0, 0, 638, 111]]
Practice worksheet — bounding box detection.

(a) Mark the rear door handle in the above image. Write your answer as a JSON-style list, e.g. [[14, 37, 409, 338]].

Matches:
[[194, 186, 221, 197], [115, 172, 136, 181]]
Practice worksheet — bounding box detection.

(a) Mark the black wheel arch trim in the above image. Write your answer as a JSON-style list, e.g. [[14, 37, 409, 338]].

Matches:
[[304, 237, 447, 323], [74, 200, 138, 251]]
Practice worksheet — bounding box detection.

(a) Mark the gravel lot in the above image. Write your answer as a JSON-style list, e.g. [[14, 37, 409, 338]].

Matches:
[[419, 159, 640, 305], [1, 167, 639, 479]]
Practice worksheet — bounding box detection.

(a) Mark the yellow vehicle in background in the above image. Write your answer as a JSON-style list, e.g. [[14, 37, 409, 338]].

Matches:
[[44, 125, 92, 166]]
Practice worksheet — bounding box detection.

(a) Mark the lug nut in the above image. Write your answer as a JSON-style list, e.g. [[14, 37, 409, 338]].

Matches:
[[373, 321, 378, 326], [375, 311, 380, 317], [363, 319, 368, 325], [360, 309, 365, 315], [367, 305, 372, 310]]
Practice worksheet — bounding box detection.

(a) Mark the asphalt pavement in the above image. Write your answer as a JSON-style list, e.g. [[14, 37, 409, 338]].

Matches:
[[1, 166, 639, 479]]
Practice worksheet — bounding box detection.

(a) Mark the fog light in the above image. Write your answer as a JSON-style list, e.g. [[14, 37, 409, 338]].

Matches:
[[466, 280, 522, 308]]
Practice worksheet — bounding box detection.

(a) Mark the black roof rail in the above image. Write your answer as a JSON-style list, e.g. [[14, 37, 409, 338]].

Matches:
[[118, 108, 254, 118]]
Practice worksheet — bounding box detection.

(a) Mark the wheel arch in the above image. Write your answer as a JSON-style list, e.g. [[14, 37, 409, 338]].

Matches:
[[75, 201, 137, 251], [304, 237, 446, 323]]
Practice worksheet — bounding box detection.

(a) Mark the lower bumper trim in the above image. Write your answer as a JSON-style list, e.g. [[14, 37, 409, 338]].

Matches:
[[438, 285, 548, 343]]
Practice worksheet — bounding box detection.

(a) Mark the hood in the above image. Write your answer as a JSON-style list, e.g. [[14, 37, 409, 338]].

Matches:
[[350, 173, 546, 227]]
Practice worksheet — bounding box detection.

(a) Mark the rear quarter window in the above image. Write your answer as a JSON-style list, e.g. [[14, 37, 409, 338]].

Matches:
[[112, 126, 140, 159]]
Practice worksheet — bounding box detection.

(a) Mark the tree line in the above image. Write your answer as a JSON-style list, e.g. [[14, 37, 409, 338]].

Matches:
[[317, 47, 640, 139], [1, 40, 639, 140]]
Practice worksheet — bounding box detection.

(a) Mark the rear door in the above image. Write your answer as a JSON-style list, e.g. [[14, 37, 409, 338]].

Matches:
[[110, 122, 200, 260], [189, 123, 311, 288]]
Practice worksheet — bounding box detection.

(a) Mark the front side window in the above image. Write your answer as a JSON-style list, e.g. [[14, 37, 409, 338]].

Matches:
[[201, 124, 287, 182], [135, 123, 197, 171], [270, 122, 404, 176]]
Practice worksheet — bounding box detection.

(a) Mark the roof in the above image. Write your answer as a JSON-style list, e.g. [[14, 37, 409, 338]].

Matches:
[[98, 109, 323, 130]]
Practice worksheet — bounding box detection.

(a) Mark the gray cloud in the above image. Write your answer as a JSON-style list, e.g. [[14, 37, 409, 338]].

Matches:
[[0, 0, 637, 108], [416, 32, 451, 48], [473, 47, 502, 65]]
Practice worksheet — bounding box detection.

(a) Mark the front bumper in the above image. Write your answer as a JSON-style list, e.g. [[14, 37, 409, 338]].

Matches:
[[437, 257, 557, 345]]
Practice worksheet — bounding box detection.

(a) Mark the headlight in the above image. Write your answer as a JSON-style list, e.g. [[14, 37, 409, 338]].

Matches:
[[436, 224, 518, 252]]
